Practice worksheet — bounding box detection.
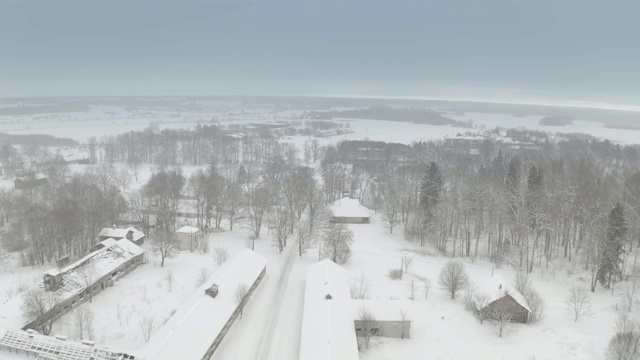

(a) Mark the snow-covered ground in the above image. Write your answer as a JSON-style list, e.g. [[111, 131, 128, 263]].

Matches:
[[343, 214, 617, 360], [1, 104, 639, 146]]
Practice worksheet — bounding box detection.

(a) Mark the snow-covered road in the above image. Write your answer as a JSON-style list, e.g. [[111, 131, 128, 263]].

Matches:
[[213, 242, 308, 360]]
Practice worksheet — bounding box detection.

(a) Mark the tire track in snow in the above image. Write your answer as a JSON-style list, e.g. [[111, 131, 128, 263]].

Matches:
[[250, 243, 298, 359]]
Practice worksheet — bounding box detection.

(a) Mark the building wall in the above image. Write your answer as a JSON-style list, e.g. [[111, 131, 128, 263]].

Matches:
[[331, 216, 370, 224], [23, 253, 144, 332], [484, 295, 530, 324], [354, 320, 411, 339], [177, 232, 198, 251]]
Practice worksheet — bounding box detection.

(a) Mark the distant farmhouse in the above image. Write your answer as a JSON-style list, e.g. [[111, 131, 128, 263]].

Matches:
[[473, 275, 531, 324], [14, 173, 48, 190], [300, 259, 410, 360], [0, 239, 144, 333], [98, 226, 145, 246], [330, 197, 371, 224], [141, 249, 266, 360]]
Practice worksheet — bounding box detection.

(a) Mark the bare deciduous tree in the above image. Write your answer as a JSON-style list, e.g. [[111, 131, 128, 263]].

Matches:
[[73, 308, 94, 340], [566, 286, 592, 322], [21, 288, 59, 335], [270, 206, 290, 254], [401, 256, 414, 275], [607, 312, 640, 360], [295, 221, 316, 257], [235, 283, 249, 318], [245, 186, 273, 239], [439, 260, 469, 300], [152, 231, 179, 267], [350, 272, 370, 299], [195, 267, 210, 288], [492, 298, 512, 338], [424, 278, 432, 300], [407, 278, 417, 300], [321, 223, 354, 264], [620, 277, 640, 313], [399, 310, 410, 340], [213, 246, 230, 266], [474, 293, 491, 325], [139, 313, 154, 343], [358, 306, 378, 350], [165, 270, 175, 292]]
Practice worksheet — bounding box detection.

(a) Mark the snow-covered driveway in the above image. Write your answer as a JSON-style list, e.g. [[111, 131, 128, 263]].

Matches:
[[213, 242, 307, 360]]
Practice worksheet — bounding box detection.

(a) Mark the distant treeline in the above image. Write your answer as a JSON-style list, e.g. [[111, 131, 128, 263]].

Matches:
[[539, 115, 573, 126], [0, 104, 90, 116], [605, 124, 640, 131], [0, 133, 78, 147], [305, 107, 466, 126]]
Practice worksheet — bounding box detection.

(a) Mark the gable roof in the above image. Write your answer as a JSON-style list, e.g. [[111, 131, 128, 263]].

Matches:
[[176, 226, 200, 234], [473, 274, 531, 312], [98, 227, 144, 241], [330, 197, 370, 218]]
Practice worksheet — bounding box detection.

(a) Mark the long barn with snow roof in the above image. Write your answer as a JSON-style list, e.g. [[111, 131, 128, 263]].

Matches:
[[300, 259, 360, 360], [140, 248, 267, 360], [0, 238, 144, 333]]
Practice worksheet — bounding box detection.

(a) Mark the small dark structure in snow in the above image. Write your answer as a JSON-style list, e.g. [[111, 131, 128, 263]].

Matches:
[[14, 173, 48, 190], [205, 284, 219, 298]]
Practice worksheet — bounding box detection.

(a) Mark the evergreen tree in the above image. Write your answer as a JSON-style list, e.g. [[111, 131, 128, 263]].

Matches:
[[599, 203, 627, 288], [506, 157, 521, 196], [419, 161, 443, 222]]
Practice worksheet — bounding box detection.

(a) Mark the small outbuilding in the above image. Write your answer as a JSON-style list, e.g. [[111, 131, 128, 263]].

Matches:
[[351, 300, 412, 339], [330, 197, 371, 224], [473, 275, 531, 324], [176, 226, 200, 251]]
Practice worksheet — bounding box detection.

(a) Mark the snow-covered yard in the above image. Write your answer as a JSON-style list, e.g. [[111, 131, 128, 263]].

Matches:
[[342, 215, 618, 360]]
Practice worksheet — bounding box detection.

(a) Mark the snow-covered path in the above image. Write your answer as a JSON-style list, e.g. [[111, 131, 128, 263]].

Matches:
[[213, 242, 308, 360]]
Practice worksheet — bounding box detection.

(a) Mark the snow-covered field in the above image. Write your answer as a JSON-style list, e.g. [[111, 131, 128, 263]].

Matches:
[[1, 105, 640, 145]]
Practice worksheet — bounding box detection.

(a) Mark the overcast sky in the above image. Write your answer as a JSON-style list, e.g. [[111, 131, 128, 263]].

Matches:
[[1, 0, 639, 109]]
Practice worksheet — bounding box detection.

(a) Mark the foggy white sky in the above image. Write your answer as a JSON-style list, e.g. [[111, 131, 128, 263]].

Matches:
[[1, 0, 639, 111]]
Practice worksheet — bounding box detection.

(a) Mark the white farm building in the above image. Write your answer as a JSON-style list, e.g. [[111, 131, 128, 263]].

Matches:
[[140, 248, 267, 360], [329, 197, 371, 224]]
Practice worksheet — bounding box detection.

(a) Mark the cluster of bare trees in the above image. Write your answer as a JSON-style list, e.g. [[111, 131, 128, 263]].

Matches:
[[319, 132, 640, 291], [6, 164, 127, 266]]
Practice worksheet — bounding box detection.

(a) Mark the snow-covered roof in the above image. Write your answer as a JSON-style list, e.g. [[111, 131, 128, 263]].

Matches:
[[299, 259, 359, 360], [473, 274, 531, 313], [141, 248, 267, 360], [99, 238, 117, 248], [0, 328, 135, 360], [176, 225, 199, 234], [330, 197, 370, 218], [0, 239, 144, 329], [98, 227, 144, 241]]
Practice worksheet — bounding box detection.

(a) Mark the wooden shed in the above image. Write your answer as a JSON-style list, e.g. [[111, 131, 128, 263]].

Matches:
[[176, 226, 200, 251], [474, 275, 531, 324]]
